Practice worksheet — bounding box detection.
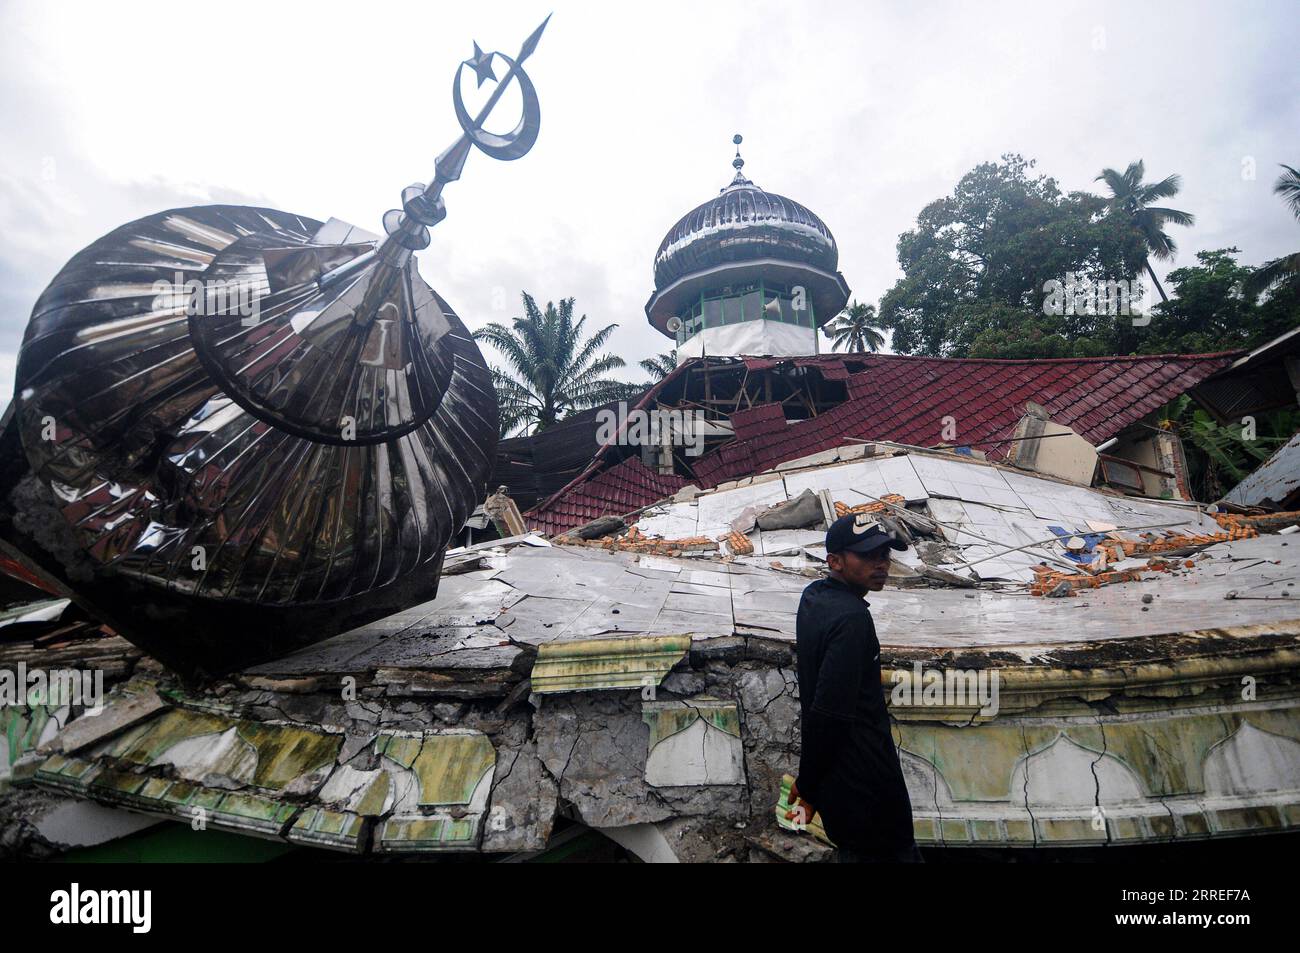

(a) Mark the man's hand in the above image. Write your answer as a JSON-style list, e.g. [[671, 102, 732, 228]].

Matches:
[[785, 780, 815, 827]]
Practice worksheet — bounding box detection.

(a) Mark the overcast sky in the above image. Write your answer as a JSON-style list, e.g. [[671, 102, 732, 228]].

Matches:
[[1, 0, 1297, 411]]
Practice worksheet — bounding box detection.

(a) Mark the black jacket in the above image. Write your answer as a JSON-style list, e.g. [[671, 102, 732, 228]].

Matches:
[[794, 577, 914, 851]]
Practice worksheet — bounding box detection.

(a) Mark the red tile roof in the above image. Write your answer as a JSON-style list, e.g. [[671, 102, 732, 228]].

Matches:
[[528, 455, 687, 535], [527, 351, 1239, 534]]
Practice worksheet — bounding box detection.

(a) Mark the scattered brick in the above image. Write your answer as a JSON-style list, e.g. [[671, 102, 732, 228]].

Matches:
[[726, 532, 755, 555], [834, 494, 906, 517]]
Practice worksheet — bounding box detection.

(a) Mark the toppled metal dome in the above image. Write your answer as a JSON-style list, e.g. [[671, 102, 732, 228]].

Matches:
[[0, 20, 550, 676], [13, 205, 494, 609]]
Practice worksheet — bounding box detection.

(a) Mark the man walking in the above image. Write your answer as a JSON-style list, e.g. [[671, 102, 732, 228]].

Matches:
[[786, 512, 923, 863]]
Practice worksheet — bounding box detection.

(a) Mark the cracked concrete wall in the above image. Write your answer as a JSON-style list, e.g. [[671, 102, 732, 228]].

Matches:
[[483, 740, 558, 852], [12, 619, 1300, 860], [8, 634, 819, 859], [533, 692, 750, 830], [895, 689, 1300, 848], [235, 645, 809, 855]]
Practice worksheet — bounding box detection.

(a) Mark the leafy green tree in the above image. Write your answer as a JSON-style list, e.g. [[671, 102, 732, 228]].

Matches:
[[1139, 248, 1297, 354], [1096, 160, 1195, 304], [878, 154, 1147, 357], [1245, 163, 1300, 299], [1255, 269, 1300, 341], [965, 303, 1111, 358], [825, 300, 886, 352], [474, 293, 639, 437], [639, 351, 678, 381]]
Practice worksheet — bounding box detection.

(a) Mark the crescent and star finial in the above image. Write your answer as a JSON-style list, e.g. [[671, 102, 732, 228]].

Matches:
[[465, 41, 497, 88], [381, 14, 551, 254]]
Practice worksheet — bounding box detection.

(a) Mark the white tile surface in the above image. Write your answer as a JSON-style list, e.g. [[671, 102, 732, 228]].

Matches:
[[694, 480, 789, 537]]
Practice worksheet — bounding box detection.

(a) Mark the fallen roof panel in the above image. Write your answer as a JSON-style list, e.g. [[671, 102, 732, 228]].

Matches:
[[1223, 432, 1300, 510]]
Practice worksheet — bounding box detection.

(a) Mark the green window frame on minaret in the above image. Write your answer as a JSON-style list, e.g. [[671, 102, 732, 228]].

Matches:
[[673, 281, 817, 344]]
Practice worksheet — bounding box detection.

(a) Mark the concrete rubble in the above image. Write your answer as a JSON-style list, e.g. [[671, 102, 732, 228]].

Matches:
[[3, 441, 1300, 860]]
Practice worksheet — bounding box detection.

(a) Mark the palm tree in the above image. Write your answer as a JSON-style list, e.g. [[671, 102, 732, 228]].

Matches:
[[639, 351, 678, 381], [474, 293, 639, 437], [1096, 160, 1195, 304], [824, 300, 886, 352], [1278, 162, 1300, 218], [1245, 163, 1300, 299]]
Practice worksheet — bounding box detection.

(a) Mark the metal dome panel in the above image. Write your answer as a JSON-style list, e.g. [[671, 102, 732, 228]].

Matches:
[[652, 185, 840, 290], [188, 230, 456, 445]]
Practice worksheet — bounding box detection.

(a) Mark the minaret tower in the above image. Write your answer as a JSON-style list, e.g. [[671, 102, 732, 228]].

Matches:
[[645, 135, 850, 364]]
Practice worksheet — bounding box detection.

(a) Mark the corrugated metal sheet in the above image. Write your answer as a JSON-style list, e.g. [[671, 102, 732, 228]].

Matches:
[[1223, 432, 1300, 509]]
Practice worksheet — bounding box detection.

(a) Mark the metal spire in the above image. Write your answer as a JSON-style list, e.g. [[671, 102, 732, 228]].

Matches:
[[725, 133, 753, 189]]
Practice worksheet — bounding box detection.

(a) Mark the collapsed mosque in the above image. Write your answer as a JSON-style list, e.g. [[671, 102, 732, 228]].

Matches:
[[2, 73, 1299, 859]]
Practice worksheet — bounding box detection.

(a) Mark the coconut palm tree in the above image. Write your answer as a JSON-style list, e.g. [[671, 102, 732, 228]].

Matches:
[[824, 300, 886, 352], [1096, 160, 1195, 304], [1245, 163, 1300, 299], [474, 293, 639, 437], [1277, 162, 1300, 218], [639, 351, 678, 381]]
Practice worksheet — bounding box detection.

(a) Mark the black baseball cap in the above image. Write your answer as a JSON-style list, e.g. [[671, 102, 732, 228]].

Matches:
[[825, 512, 908, 555]]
